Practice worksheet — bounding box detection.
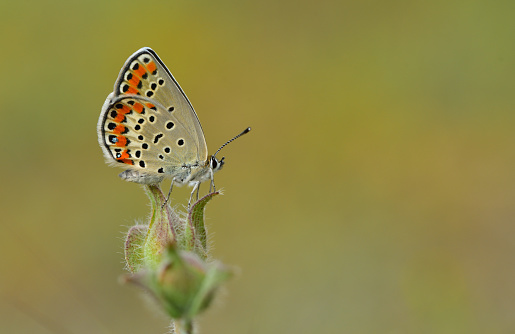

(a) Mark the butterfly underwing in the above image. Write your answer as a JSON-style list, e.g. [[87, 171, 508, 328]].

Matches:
[[97, 47, 250, 202]]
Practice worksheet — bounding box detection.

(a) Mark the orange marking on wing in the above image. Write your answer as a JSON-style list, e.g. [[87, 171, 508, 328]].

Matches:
[[118, 105, 131, 114], [119, 159, 134, 165], [134, 65, 147, 78], [146, 103, 156, 109], [116, 149, 131, 160], [113, 124, 126, 135], [133, 102, 144, 113], [146, 61, 157, 74], [113, 113, 125, 123], [113, 105, 130, 122], [128, 76, 140, 87], [125, 86, 139, 95], [115, 136, 127, 147]]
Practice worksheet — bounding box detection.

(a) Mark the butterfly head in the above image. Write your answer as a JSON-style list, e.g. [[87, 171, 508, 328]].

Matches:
[[210, 155, 225, 173]]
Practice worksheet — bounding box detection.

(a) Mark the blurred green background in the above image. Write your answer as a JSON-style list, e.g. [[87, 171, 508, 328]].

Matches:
[[1, 0, 514, 333]]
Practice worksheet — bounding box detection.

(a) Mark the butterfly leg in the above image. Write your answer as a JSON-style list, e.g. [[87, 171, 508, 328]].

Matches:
[[188, 181, 200, 209], [209, 170, 216, 193], [162, 178, 175, 208]]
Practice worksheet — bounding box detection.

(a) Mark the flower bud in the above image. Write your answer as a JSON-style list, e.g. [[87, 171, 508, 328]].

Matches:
[[125, 244, 232, 319]]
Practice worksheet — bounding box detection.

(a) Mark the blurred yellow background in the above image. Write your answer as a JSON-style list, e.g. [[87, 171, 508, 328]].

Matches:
[[1, 0, 514, 333]]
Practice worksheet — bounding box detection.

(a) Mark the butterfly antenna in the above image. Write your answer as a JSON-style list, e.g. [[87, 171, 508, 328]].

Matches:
[[213, 127, 251, 158]]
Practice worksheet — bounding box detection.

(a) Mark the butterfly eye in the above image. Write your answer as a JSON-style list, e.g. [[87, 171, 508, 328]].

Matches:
[[211, 157, 218, 169]]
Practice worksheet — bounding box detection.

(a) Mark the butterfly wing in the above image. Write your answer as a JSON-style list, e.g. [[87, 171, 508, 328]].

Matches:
[[98, 48, 208, 181]]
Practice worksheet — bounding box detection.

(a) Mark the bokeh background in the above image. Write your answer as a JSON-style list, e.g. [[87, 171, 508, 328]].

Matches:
[[1, 0, 514, 333]]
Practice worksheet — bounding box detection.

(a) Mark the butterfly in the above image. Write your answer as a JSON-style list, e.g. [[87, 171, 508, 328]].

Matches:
[[97, 47, 250, 205]]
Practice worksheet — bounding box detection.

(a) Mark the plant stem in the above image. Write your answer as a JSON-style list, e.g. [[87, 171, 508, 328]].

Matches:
[[173, 319, 194, 334]]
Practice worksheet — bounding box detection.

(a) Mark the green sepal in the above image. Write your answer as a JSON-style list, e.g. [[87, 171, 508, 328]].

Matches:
[[186, 257, 233, 318], [143, 185, 180, 268], [125, 225, 148, 273], [185, 192, 219, 259]]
